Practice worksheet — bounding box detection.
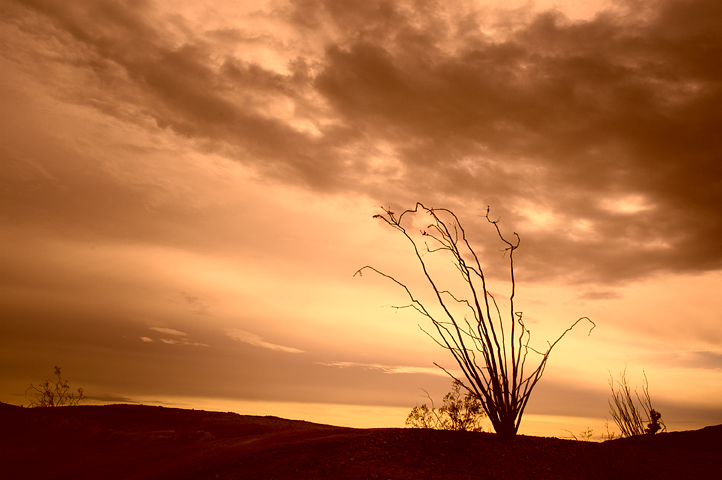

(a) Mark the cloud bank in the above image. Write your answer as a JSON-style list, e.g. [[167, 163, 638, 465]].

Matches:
[[3, 0, 721, 286]]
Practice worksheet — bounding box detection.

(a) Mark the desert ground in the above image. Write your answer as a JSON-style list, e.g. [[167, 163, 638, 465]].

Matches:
[[1, 401, 720, 479]]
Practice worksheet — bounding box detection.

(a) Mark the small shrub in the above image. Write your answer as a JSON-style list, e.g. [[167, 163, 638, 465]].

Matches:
[[608, 368, 665, 437], [26, 366, 85, 407], [601, 420, 617, 441], [645, 408, 664, 435], [563, 427, 594, 441], [406, 380, 486, 432]]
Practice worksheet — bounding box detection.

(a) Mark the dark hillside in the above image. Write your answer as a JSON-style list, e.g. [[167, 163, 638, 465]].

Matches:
[[1, 403, 720, 479]]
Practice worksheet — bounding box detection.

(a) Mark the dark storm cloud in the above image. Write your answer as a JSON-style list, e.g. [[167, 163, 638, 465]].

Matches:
[[5, 0, 722, 283], [302, 0, 722, 282]]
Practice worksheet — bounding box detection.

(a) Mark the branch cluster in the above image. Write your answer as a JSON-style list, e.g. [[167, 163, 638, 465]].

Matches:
[[26, 366, 85, 407], [357, 203, 594, 441], [406, 380, 486, 432], [608, 368, 666, 437]]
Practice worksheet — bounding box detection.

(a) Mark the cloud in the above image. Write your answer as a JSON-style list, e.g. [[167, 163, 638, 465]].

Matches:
[[85, 393, 141, 403], [158, 338, 209, 347], [149, 327, 208, 346], [227, 329, 304, 353], [643, 350, 722, 370], [150, 327, 187, 336], [319, 361, 453, 377], [181, 292, 210, 315], [576, 289, 623, 301], [303, 0, 722, 283], [4, 0, 722, 287]]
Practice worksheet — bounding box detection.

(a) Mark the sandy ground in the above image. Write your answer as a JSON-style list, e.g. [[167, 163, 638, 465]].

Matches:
[[1, 402, 720, 479]]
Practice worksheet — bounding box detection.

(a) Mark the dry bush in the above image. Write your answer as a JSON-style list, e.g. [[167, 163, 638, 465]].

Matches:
[[406, 380, 487, 432], [357, 203, 594, 441], [26, 366, 85, 407], [608, 368, 665, 437], [563, 427, 595, 441]]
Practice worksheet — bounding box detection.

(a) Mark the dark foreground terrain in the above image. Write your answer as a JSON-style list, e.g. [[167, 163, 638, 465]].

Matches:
[[1, 402, 720, 480]]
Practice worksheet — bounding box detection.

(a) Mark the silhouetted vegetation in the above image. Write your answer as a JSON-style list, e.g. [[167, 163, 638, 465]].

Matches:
[[357, 203, 595, 441], [406, 380, 486, 432], [562, 427, 595, 441], [608, 368, 665, 437], [601, 420, 617, 441], [26, 366, 85, 407]]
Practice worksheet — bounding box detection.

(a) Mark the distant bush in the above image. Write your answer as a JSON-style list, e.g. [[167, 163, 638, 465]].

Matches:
[[601, 420, 617, 441], [563, 427, 594, 441], [608, 368, 665, 437], [406, 380, 486, 432], [26, 366, 85, 407]]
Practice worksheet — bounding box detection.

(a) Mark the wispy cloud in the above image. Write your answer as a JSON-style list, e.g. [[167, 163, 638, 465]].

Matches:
[[227, 329, 304, 353], [150, 327, 187, 336], [86, 393, 141, 403], [159, 338, 209, 347], [181, 291, 210, 315], [319, 361, 453, 377], [147, 327, 208, 346], [643, 351, 722, 370]]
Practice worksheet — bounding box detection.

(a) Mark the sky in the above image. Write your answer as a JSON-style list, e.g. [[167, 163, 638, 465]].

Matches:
[[1, 0, 721, 439]]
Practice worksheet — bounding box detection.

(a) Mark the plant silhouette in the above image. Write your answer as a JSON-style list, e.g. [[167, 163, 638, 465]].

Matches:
[[357, 203, 595, 442], [406, 380, 487, 432], [608, 368, 665, 437], [563, 427, 594, 441], [26, 366, 85, 407]]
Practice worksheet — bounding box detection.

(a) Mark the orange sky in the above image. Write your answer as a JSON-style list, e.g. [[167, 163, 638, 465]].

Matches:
[[1, 0, 721, 438]]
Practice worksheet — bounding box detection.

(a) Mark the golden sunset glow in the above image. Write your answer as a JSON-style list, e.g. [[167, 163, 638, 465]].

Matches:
[[1, 0, 721, 439]]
